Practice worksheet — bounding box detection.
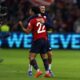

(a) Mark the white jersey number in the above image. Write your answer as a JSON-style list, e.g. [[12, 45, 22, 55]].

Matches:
[[36, 22, 46, 33]]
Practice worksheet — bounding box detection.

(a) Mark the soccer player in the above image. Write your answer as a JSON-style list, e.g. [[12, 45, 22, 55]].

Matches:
[[19, 6, 51, 78], [39, 5, 54, 76], [28, 5, 54, 77]]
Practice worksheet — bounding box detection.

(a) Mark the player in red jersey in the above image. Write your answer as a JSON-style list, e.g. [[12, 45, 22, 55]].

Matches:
[[28, 5, 54, 77], [19, 7, 51, 78]]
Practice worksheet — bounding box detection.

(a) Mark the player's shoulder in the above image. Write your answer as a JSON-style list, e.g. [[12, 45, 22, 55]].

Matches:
[[29, 17, 37, 24], [44, 13, 49, 18]]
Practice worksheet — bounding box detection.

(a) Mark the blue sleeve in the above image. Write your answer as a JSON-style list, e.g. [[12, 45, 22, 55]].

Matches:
[[44, 14, 53, 28]]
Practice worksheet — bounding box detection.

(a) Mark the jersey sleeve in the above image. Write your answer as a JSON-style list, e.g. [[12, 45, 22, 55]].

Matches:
[[44, 13, 54, 28]]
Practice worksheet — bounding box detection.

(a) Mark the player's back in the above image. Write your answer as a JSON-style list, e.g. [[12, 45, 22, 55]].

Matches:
[[29, 17, 48, 41]]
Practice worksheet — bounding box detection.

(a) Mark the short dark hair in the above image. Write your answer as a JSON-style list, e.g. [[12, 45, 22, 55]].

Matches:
[[31, 6, 40, 14]]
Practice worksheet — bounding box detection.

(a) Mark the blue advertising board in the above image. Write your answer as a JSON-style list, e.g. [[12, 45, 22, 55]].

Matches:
[[0, 32, 80, 49]]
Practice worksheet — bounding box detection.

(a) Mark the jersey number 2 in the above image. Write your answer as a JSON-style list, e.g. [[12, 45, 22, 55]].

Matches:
[[36, 22, 46, 33]]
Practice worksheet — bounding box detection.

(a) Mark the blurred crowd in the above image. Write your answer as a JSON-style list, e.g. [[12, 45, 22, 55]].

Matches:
[[0, 0, 80, 33]]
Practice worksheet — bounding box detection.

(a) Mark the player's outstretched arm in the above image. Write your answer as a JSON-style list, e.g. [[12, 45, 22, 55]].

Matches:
[[19, 21, 26, 32], [19, 21, 31, 34]]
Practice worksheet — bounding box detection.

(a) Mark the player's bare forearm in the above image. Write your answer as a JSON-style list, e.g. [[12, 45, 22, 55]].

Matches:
[[20, 26, 30, 34], [19, 21, 31, 34], [19, 21, 24, 29]]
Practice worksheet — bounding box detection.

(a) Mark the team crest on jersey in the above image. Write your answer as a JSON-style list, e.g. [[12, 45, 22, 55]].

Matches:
[[44, 16, 47, 19]]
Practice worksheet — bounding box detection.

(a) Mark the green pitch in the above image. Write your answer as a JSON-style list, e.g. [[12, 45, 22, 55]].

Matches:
[[0, 49, 80, 80]]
